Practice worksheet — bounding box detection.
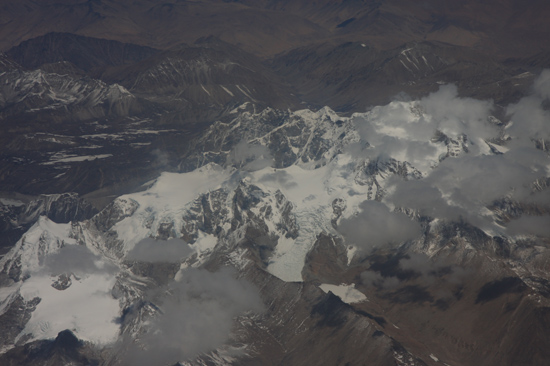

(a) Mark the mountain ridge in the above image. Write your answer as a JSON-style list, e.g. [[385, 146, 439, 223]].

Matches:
[[0, 2, 549, 365]]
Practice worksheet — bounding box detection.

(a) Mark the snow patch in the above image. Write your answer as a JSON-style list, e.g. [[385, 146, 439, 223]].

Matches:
[[18, 273, 120, 345], [220, 85, 234, 97], [114, 164, 232, 252], [0, 198, 24, 207], [201, 84, 211, 96], [42, 154, 112, 164], [319, 283, 367, 304]]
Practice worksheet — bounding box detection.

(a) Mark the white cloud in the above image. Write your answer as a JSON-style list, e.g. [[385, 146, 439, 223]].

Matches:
[[338, 200, 422, 253], [125, 237, 192, 262], [533, 69, 550, 100], [419, 84, 497, 144], [361, 270, 400, 289], [226, 140, 273, 171], [352, 84, 498, 174], [258, 170, 298, 189], [507, 215, 550, 237], [123, 267, 263, 365], [506, 69, 550, 142], [43, 244, 117, 276], [379, 74, 550, 229]]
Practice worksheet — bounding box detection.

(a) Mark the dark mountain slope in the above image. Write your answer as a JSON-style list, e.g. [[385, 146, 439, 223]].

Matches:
[[6, 32, 160, 76]]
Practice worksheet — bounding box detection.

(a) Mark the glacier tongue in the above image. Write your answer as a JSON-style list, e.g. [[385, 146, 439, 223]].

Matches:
[[251, 158, 373, 281]]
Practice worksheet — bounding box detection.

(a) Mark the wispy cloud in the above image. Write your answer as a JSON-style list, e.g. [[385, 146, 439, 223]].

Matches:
[[352, 84, 498, 172], [226, 140, 273, 171], [338, 200, 422, 253], [353, 72, 550, 234], [121, 267, 263, 365], [506, 69, 550, 142], [43, 244, 117, 276], [125, 237, 192, 262], [506, 216, 550, 237]]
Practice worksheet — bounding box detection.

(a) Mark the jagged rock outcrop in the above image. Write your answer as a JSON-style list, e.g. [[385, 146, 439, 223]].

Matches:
[[0, 193, 96, 256]]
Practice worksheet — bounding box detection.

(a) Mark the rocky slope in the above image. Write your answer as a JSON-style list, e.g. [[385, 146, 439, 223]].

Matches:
[[0, 192, 97, 255], [0, 2, 549, 366], [0, 34, 298, 197], [2, 0, 550, 60], [0, 78, 548, 364], [270, 40, 535, 109]]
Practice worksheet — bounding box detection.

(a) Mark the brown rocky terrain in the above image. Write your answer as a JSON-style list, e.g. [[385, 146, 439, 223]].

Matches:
[[0, 1, 549, 366], [2, 0, 550, 60]]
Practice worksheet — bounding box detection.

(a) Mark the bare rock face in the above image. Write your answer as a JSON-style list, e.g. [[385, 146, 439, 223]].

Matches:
[[0, 69, 142, 123], [91, 197, 138, 232], [200, 241, 424, 366], [0, 53, 21, 72], [0, 330, 100, 366], [111, 37, 299, 113], [51, 273, 72, 291], [20, 193, 98, 225], [5, 32, 160, 76], [270, 40, 536, 109], [180, 188, 231, 243], [302, 233, 349, 283], [0, 296, 40, 348], [0, 193, 96, 256]]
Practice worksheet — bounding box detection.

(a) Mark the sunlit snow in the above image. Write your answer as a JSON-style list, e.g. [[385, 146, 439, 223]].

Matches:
[[18, 273, 120, 345], [114, 164, 234, 253], [319, 283, 367, 304]]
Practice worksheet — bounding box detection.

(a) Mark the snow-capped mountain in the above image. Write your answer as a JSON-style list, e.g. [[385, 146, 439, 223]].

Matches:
[[0, 69, 141, 122], [1, 71, 549, 364], [1, 2, 550, 365]]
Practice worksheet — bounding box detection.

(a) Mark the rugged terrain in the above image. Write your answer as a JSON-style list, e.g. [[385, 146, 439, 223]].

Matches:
[[0, 1, 549, 366]]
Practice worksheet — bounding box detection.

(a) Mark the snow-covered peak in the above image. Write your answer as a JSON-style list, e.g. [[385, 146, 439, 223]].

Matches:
[[0, 69, 137, 119], [0, 80, 547, 365], [0, 217, 75, 278]]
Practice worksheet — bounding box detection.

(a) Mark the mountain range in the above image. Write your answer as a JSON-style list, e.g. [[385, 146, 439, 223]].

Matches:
[[0, 1, 549, 365]]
